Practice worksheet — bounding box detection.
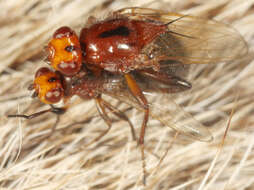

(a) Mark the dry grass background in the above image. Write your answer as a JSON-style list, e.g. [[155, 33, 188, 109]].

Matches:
[[1, 0, 254, 189]]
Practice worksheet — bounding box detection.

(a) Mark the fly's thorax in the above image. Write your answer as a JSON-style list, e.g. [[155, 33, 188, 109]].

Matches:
[[79, 18, 167, 73]]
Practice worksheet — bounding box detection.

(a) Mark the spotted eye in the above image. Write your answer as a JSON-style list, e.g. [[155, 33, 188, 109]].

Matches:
[[47, 26, 82, 76], [65, 45, 76, 52], [48, 77, 57, 82], [33, 67, 64, 104]]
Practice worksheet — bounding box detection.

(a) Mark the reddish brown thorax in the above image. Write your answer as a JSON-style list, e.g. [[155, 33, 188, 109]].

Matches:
[[80, 18, 167, 73]]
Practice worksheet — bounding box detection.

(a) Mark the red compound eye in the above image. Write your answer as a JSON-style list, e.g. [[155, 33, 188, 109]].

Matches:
[[47, 26, 82, 76], [33, 67, 64, 104]]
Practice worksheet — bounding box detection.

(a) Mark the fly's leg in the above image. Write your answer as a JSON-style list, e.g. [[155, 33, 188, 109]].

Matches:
[[8, 105, 66, 135], [47, 105, 66, 133], [99, 98, 137, 141], [83, 96, 137, 148], [139, 69, 192, 93], [124, 73, 149, 185], [76, 97, 111, 149], [8, 105, 66, 119], [83, 96, 113, 147]]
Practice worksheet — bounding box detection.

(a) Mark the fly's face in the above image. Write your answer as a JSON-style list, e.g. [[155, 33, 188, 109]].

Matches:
[[47, 26, 82, 76], [30, 67, 64, 104]]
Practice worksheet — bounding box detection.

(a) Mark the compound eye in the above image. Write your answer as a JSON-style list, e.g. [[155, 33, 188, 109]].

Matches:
[[47, 26, 82, 76], [33, 67, 64, 104]]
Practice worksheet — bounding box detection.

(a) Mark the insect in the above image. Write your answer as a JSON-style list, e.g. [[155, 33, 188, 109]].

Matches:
[[8, 7, 247, 184]]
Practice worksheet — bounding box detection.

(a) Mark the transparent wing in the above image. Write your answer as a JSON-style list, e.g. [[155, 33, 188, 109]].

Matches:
[[103, 81, 213, 142], [115, 7, 248, 65], [146, 92, 213, 142]]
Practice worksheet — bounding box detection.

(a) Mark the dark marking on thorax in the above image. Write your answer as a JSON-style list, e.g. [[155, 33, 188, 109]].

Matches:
[[98, 26, 130, 38]]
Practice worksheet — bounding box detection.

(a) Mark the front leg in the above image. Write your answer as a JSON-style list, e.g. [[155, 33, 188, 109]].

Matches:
[[8, 105, 67, 134]]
